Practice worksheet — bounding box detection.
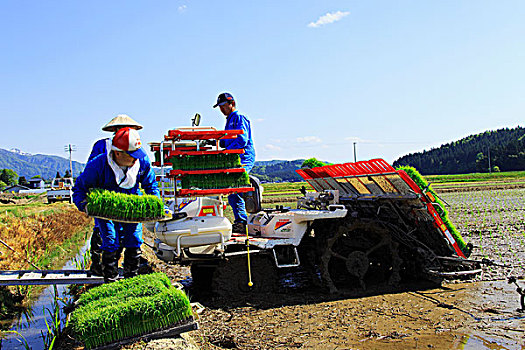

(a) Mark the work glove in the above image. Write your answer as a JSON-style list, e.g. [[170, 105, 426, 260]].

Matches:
[[163, 205, 173, 218]]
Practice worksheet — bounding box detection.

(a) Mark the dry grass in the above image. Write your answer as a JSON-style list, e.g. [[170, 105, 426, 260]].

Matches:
[[0, 206, 92, 270]]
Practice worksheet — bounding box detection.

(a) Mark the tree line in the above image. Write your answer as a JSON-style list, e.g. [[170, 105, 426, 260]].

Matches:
[[0, 169, 72, 190], [393, 126, 525, 175]]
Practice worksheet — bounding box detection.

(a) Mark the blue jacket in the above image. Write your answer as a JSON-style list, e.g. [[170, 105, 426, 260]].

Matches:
[[88, 138, 109, 162], [73, 153, 160, 212], [219, 110, 255, 171]]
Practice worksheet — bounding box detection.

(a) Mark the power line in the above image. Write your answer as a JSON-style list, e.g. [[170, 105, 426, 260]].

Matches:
[[64, 144, 77, 177]]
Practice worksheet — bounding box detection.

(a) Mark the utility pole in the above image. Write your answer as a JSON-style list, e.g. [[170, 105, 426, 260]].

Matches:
[[64, 144, 76, 177], [353, 142, 357, 163], [487, 146, 491, 174]]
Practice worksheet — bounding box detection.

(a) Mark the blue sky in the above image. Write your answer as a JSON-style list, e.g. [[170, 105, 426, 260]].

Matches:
[[1, 1, 524, 164]]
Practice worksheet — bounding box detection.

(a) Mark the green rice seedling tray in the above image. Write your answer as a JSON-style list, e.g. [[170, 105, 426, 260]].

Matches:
[[396, 165, 468, 253], [91, 318, 198, 350], [86, 189, 165, 222], [76, 272, 172, 308], [88, 214, 167, 223], [169, 152, 243, 171], [70, 273, 195, 349], [179, 171, 251, 190]]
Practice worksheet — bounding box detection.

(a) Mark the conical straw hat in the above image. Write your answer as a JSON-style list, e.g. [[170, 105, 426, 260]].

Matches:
[[102, 114, 143, 132]]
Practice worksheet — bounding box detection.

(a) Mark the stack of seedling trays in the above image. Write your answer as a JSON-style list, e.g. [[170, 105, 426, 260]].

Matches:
[[69, 273, 197, 349], [86, 189, 167, 223], [149, 141, 212, 167], [158, 128, 254, 197]]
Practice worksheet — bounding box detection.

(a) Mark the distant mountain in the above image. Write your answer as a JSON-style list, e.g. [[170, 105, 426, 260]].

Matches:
[[251, 159, 306, 182], [393, 126, 525, 175], [0, 148, 85, 180]]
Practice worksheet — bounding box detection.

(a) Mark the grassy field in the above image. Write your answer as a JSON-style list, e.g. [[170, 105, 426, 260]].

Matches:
[[425, 170, 525, 183]]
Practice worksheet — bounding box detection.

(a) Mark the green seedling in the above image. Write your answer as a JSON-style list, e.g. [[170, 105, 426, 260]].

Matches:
[[86, 189, 164, 221], [181, 172, 250, 190], [69, 273, 192, 349], [76, 272, 171, 307], [170, 153, 242, 171], [397, 166, 468, 253]]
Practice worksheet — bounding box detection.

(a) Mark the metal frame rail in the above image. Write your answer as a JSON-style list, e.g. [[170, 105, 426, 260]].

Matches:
[[0, 269, 104, 286]]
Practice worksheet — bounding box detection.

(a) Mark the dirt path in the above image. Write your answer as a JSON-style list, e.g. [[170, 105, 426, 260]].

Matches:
[[134, 262, 524, 350]]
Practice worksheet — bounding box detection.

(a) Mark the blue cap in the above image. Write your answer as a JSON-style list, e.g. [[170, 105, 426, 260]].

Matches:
[[213, 92, 235, 108], [126, 147, 148, 159]]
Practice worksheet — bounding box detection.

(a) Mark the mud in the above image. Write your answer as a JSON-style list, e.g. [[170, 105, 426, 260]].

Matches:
[[135, 188, 525, 349]]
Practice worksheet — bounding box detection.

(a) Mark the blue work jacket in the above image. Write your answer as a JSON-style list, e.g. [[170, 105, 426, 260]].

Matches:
[[88, 138, 109, 162], [219, 110, 255, 171], [73, 153, 160, 212]]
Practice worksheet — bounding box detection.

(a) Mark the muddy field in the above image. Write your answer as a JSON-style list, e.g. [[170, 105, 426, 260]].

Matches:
[[127, 187, 525, 350]]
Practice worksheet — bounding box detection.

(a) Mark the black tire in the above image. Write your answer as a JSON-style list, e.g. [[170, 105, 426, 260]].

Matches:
[[315, 219, 400, 294], [190, 263, 216, 290]]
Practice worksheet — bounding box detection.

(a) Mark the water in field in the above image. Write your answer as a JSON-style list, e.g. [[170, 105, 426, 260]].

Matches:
[[1, 241, 90, 350]]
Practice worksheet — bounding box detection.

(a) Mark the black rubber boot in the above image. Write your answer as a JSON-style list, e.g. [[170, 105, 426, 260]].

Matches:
[[102, 251, 119, 283], [123, 248, 142, 278], [232, 221, 247, 234], [89, 227, 103, 276]]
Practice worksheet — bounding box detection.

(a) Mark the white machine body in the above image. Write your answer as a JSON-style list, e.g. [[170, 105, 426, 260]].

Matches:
[[247, 208, 348, 247], [168, 196, 225, 217]]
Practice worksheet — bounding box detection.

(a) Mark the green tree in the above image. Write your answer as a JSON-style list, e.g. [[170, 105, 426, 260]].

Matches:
[[0, 169, 18, 186], [301, 158, 331, 169], [0, 180, 6, 190], [18, 176, 29, 186]]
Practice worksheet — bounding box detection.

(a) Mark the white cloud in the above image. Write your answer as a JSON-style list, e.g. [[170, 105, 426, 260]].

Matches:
[[308, 11, 350, 28], [264, 144, 282, 151], [344, 136, 366, 143], [254, 118, 265, 123], [178, 5, 187, 13], [297, 136, 322, 144]]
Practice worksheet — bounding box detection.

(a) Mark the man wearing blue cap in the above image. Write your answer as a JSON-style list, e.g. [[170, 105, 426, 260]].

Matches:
[[73, 127, 160, 282], [213, 92, 255, 233]]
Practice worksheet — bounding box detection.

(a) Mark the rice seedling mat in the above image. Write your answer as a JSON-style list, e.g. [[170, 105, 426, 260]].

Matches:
[[177, 186, 254, 197], [90, 317, 199, 350], [88, 213, 168, 223], [168, 148, 244, 157], [71, 273, 196, 349], [86, 189, 166, 223], [169, 167, 247, 176]]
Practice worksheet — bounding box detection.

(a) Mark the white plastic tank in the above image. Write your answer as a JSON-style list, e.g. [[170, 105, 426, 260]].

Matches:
[[156, 216, 232, 248]]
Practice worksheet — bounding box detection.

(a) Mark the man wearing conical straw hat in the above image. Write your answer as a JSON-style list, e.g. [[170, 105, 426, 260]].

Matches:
[[75, 127, 159, 283], [86, 114, 146, 278]]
